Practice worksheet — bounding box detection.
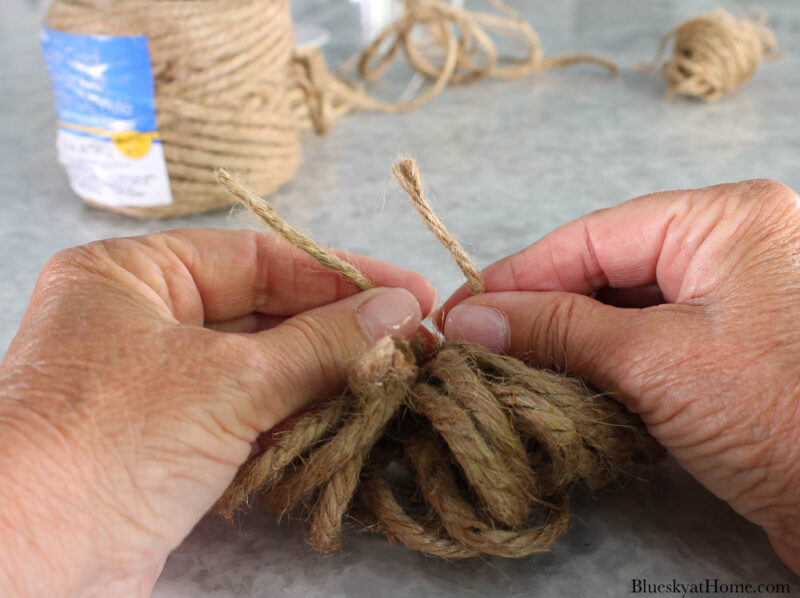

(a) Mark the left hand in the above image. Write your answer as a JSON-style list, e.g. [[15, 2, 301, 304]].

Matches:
[[0, 228, 436, 597]]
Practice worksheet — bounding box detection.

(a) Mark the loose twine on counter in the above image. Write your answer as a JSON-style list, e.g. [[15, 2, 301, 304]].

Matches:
[[289, 0, 618, 135], [214, 159, 664, 558]]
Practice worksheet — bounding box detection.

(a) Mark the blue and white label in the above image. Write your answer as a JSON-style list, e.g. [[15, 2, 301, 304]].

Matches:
[[41, 27, 172, 208]]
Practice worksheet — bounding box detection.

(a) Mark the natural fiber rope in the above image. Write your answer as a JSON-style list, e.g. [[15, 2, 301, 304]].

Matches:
[[214, 160, 663, 558], [638, 9, 779, 102], [45, 0, 299, 218], [289, 0, 618, 135], [392, 158, 485, 295], [217, 169, 374, 291]]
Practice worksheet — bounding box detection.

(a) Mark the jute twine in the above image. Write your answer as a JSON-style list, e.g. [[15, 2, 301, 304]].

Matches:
[[640, 9, 779, 102], [214, 159, 663, 558], [45, 0, 299, 218], [289, 0, 618, 135]]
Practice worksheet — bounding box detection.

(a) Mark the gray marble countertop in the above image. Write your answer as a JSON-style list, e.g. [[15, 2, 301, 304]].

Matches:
[[2, 0, 799, 595]]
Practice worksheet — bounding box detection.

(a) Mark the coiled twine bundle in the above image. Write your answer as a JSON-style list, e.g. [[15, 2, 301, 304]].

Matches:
[[215, 160, 664, 558], [46, 0, 299, 218], [645, 9, 779, 102]]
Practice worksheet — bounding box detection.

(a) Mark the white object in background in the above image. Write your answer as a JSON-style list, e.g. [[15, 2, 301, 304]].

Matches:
[[352, 0, 463, 43], [353, 0, 394, 42]]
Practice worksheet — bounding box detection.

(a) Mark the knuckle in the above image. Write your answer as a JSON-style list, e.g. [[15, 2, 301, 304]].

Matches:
[[737, 178, 800, 215], [740, 177, 796, 200], [732, 180, 800, 250], [41, 246, 94, 278], [34, 247, 108, 304], [41, 240, 121, 283]]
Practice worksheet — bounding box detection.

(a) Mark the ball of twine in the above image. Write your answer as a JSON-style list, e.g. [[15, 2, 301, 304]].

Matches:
[[214, 159, 664, 558], [641, 9, 779, 102], [45, 0, 300, 218]]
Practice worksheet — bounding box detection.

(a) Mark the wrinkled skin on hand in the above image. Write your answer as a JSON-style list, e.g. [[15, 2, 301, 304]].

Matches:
[[438, 179, 800, 575], [0, 229, 436, 597]]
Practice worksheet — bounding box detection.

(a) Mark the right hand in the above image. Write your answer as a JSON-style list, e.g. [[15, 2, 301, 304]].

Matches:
[[436, 179, 800, 575]]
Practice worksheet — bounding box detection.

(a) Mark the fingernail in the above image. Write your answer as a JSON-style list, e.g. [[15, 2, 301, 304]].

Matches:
[[444, 304, 509, 353], [357, 288, 422, 342]]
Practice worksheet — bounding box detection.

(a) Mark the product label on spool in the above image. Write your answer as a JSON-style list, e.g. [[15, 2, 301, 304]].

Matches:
[[40, 27, 173, 208]]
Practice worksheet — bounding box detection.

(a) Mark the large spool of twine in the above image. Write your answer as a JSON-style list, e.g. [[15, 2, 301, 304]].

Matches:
[[45, 0, 299, 218]]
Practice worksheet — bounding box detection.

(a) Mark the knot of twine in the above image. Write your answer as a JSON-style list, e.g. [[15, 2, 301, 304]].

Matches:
[[215, 159, 663, 558], [45, 0, 300, 218], [640, 9, 779, 102], [290, 0, 617, 135]]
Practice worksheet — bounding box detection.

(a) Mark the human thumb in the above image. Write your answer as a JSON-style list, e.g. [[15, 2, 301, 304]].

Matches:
[[242, 287, 422, 430], [442, 290, 643, 395]]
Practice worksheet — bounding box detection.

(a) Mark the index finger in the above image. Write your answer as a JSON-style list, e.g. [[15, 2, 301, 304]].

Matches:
[[436, 188, 704, 330], [95, 228, 438, 326]]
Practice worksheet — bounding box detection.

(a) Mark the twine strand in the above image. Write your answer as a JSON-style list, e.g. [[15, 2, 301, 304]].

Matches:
[[218, 160, 484, 295], [392, 159, 485, 294], [217, 169, 375, 291]]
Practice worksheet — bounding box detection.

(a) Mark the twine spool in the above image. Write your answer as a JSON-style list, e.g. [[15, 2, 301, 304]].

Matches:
[[643, 9, 779, 102], [45, 0, 299, 218], [214, 161, 664, 558]]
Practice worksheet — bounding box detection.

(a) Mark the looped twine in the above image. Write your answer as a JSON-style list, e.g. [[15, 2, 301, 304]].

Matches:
[[215, 159, 663, 558], [290, 0, 617, 134], [638, 9, 779, 102], [289, 48, 366, 136]]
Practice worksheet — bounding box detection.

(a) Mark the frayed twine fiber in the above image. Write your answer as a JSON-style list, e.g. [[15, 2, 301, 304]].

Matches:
[[214, 159, 664, 559], [639, 9, 779, 102], [289, 0, 617, 135], [46, 0, 299, 219]]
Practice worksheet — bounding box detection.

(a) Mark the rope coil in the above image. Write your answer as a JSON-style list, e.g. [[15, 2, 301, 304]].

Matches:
[[215, 160, 663, 558]]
